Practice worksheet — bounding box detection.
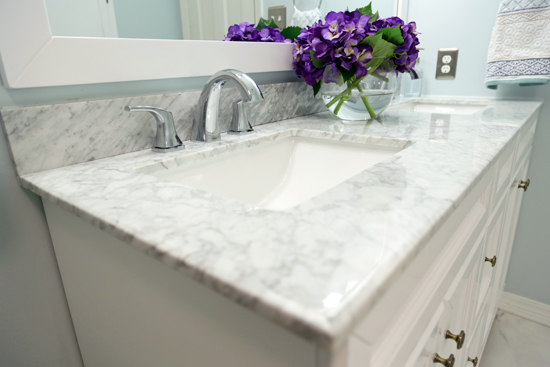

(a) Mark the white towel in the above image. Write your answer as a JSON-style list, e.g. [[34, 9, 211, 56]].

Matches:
[[485, 0, 550, 89]]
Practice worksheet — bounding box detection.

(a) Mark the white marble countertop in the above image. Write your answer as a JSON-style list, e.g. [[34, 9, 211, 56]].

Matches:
[[19, 98, 542, 350]]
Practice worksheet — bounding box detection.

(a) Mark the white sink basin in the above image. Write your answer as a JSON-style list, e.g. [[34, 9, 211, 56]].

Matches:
[[146, 135, 404, 211], [395, 102, 487, 115]]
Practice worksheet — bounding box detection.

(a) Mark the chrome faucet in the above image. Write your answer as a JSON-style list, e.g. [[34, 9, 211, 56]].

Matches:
[[409, 67, 421, 80], [191, 69, 264, 142], [125, 106, 184, 152]]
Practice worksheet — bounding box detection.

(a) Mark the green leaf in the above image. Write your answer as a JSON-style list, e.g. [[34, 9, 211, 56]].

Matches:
[[280, 26, 303, 41], [363, 57, 385, 74], [359, 33, 398, 73], [359, 33, 397, 58], [255, 17, 279, 31], [355, 4, 378, 21], [312, 81, 321, 96], [309, 50, 326, 69], [376, 27, 404, 46], [337, 65, 356, 83], [356, 3, 373, 16]]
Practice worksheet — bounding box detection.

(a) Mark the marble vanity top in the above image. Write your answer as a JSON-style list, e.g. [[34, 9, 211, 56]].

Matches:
[[18, 98, 542, 350]]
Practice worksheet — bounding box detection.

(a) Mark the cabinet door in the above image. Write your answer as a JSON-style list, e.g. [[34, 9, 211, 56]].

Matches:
[[400, 235, 485, 367], [403, 303, 449, 367], [463, 312, 485, 367], [478, 195, 507, 332], [494, 151, 531, 297], [439, 236, 484, 367]]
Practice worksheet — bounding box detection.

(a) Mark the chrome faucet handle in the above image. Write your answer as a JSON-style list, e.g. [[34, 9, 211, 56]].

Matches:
[[125, 106, 184, 153], [228, 100, 254, 135]]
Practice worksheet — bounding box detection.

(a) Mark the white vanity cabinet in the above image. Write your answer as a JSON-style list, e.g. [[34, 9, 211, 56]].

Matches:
[[37, 108, 538, 367], [348, 114, 537, 367]]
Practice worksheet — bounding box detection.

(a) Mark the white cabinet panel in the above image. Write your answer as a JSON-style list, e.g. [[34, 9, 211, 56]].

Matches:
[[44, 201, 317, 367]]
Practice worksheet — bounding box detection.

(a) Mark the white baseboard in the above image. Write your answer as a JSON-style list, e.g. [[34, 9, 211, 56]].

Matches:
[[499, 291, 550, 328]]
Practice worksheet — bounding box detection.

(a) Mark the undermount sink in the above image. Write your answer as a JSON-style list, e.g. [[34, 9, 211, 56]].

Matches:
[[395, 101, 487, 115], [143, 134, 405, 211]]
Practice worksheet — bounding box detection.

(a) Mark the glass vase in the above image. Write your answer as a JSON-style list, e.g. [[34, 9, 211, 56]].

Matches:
[[319, 62, 398, 120]]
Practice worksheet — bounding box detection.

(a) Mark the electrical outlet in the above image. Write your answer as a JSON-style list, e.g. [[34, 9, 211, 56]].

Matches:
[[436, 48, 459, 80], [430, 114, 450, 142], [268, 6, 286, 29]]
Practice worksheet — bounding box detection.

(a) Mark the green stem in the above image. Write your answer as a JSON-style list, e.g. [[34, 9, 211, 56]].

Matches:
[[333, 96, 347, 115], [356, 85, 377, 118], [324, 70, 381, 118], [361, 96, 376, 118], [325, 95, 342, 109], [370, 72, 389, 82]]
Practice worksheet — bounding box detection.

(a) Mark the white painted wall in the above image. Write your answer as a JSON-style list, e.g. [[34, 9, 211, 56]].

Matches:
[[408, 0, 550, 305]]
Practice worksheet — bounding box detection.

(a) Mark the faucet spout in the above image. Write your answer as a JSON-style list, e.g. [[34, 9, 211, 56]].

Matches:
[[409, 67, 420, 80], [191, 69, 264, 142]]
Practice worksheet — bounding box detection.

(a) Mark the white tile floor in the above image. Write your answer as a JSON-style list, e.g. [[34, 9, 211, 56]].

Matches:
[[481, 311, 550, 367]]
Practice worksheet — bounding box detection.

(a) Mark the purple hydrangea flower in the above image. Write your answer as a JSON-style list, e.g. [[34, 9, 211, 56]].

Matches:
[[373, 18, 420, 73], [292, 10, 420, 86], [224, 22, 260, 42], [355, 45, 374, 78], [259, 26, 292, 43], [224, 23, 289, 43]]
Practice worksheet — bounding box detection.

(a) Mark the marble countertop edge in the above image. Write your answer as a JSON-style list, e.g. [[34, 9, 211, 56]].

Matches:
[[17, 99, 543, 351]]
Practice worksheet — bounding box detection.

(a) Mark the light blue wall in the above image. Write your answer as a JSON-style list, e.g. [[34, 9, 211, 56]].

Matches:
[[45, 0, 184, 40], [114, 0, 183, 39], [0, 123, 83, 367], [0, 74, 87, 365], [409, 0, 550, 305], [44, 0, 106, 37]]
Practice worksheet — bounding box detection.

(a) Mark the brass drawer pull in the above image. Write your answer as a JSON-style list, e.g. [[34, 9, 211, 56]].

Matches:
[[518, 179, 530, 191], [434, 353, 455, 367], [485, 255, 497, 267], [445, 329, 465, 349], [468, 357, 479, 367]]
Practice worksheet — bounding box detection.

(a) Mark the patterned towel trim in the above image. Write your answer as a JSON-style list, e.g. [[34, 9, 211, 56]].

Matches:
[[500, 5, 550, 14], [486, 58, 550, 78], [499, 0, 550, 14]]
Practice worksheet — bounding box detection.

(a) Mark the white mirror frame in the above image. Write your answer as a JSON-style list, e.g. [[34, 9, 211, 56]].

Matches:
[[0, 0, 406, 89]]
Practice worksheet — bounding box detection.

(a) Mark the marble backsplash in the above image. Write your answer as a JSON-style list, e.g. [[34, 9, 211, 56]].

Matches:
[[1, 81, 326, 176]]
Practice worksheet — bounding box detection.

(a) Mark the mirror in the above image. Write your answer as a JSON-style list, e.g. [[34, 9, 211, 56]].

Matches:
[[0, 0, 406, 89], [45, 0, 399, 40]]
